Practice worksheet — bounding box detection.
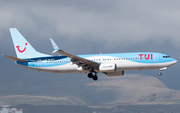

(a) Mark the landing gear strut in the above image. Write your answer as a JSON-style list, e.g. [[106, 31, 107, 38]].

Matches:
[[87, 73, 98, 81], [158, 67, 167, 76]]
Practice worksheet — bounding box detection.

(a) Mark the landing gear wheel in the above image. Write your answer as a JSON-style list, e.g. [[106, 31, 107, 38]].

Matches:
[[93, 75, 98, 81], [158, 72, 162, 76], [87, 73, 93, 78]]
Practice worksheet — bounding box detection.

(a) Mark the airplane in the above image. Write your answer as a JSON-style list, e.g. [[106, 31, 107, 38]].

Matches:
[[3, 28, 177, 81]]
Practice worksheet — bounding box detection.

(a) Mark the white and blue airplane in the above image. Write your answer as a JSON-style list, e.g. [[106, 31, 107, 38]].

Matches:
[[3, 28, 177, 81]]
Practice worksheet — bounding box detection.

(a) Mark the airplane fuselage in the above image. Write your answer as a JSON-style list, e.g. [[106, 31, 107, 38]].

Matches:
[[4, 28, 177, 81], [16, 52, 177, 73]]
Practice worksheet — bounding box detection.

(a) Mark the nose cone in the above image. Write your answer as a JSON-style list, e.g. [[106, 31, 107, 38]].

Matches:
[[174, 60, 177, 64], [171, 58, 177, 65]]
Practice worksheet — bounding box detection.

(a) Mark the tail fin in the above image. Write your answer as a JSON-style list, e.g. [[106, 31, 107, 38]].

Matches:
[[10, 28, 51, 59]]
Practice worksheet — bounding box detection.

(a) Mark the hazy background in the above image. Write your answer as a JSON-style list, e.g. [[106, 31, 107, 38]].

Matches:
[[0, 0, 180, 105]]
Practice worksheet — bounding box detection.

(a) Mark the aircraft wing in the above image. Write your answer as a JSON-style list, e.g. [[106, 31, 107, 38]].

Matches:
[[3, 54, 28, 62], [50, 38, 99, 70]]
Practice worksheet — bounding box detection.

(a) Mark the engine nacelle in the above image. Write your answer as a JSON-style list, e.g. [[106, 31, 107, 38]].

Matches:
[[106, 71, 124, 76], [99, 63, 117, 72]]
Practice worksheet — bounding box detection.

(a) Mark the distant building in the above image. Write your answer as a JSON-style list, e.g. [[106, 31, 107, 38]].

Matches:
[[0, 106, 23, 113], [11, 108, 23, 113], [0, 108, 10, 113]]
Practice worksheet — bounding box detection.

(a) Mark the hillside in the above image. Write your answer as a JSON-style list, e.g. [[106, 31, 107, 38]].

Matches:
[[87, 74, 180, 105], [1, 74, 180, 106]]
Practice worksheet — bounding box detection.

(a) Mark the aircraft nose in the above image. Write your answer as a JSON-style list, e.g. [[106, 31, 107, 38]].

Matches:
[[175, 60, 177, 64], [172, 59, 177, 64]]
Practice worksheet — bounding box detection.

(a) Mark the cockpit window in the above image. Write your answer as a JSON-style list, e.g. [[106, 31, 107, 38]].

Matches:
[[163, 56, 170, 58]]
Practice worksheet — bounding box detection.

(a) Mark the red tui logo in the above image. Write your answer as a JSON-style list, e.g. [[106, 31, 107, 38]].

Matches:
[[16, 43, 27, 53], [139, 54, 153, 60]]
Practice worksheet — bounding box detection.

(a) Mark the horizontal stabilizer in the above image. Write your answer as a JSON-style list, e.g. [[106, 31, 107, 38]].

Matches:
[[3, 54, 27, 62]]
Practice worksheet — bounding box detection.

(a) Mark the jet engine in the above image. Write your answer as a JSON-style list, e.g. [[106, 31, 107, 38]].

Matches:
[[99, 63, 117, 72]]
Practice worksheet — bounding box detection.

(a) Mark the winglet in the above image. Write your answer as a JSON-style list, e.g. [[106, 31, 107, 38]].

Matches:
[[50, 38, 60, 54]]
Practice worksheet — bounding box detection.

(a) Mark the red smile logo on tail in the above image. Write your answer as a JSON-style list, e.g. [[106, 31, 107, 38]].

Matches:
[[16, 43, 27, 53]]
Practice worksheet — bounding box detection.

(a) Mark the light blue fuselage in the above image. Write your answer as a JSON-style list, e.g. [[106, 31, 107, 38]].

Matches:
[[16, 52, 177, 73]]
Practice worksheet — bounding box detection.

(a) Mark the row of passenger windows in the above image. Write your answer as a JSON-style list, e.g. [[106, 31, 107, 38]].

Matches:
[[46, 61, 71, 63], [91, 59, 111, 61], [41, 57, 143, 64], [90, 57, 141, 61], [114, 57, 140, 60]]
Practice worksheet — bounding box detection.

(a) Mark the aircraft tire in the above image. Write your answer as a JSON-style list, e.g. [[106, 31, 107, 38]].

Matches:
[[88, 73, 93, 78], [158, 72, 162, 76], [93, 75, 98, 81]]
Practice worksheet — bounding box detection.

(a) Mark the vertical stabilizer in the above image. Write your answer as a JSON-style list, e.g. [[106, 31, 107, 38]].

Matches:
[[10, 28, 51, 59]]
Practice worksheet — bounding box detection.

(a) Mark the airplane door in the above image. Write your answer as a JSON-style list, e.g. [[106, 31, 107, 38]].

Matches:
[[154, 55, 158, 62], [38, 60, 42, 68]]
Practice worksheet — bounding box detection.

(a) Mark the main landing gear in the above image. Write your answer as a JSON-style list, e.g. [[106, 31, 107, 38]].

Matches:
[[87, 73, 98, 81]]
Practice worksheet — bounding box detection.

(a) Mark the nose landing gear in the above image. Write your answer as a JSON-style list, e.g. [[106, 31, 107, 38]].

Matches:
[[158, 71, 162, 76], [158, 67, 167, 76]]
